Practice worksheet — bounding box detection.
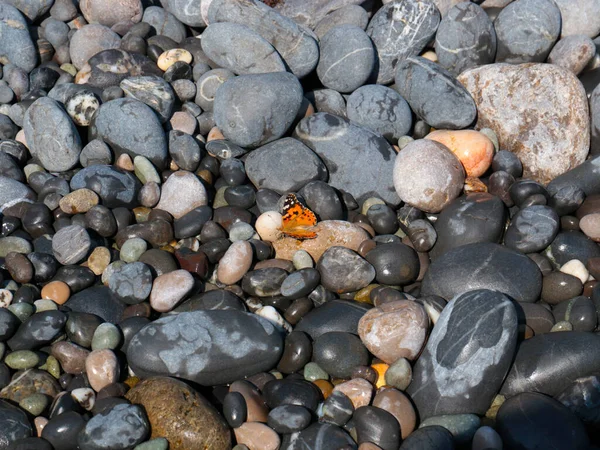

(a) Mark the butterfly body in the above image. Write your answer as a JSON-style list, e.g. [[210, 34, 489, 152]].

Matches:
[[280, 193, 318, 240]]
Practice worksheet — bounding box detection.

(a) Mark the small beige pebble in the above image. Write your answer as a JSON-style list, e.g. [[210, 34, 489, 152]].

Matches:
[[150, 269, 195, 312], [157, 48, 192, 71], [86, 349, 120, 392], [580, 213, 600, 242], [59, 188, 99, 214], [217, 241, 253, 285], [255, 211, 283, 242], [87, 246, 111, 276], [234, 422, 280, 450], [116, 153, 134, 171], [560, 259, 589, 284]]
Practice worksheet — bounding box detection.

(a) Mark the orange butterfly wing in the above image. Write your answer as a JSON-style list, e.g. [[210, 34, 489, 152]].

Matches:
[[280, 194, 318, 240]]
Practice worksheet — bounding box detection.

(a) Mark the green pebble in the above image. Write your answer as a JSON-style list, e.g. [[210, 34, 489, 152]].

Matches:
[[45, 355, 61, 379], [292, 250, 313, 270], [0, 236, 32, 257], [34, 299, 58, 312], [19, 393, 49, 416], [479, 127, 499, 152], [92, 323, 122, 350], [304, 362, 329, 381], [551, 320, 573, 332], [120, 238, 148, 263], [8, 302, 34, 322], [133, 438, 169, 450], [60, 63, 78, 76], [397, 135, 414, 149], [134, 156, 161, 185], [212, 186, 228, 209], [4, 280, 18, 291], [385, 357, 412, 391], [5, 350, 40, 370]]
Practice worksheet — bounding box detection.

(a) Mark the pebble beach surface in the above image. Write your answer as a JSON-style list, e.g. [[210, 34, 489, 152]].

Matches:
[[0, 0, 600, 449]]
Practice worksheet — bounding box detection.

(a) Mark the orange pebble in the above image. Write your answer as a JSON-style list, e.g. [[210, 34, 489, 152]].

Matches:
[[372, 363, 390, 389], [313, 379, 334, 399], [426, 129, 494, 178], [41, 281, 70, 305]]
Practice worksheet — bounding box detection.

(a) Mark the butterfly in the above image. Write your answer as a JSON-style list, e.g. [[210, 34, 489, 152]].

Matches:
[[280, 193, 318, 240]]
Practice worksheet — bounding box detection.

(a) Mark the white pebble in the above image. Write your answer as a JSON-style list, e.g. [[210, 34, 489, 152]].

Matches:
[[71, 387, 96, 411], [255, 211, 283, 242], [0, 289, 13, 308], [560, 259, 589, 284], [256, 305, 292, 333]]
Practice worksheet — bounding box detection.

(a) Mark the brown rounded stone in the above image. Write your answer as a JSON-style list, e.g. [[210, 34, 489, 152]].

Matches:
[[87, 246, 111, 276], [5, 251, 33, 283], [372, 387, 417, 439], [126, 377, 231, 450], [85, 349, 119, 392], [0, 369, 61, 403], [234, 422, 280, 450], [51, 341, 90, 374], [358, 300, 429, 363], [59, 188, 99, 214], [116, 153, 134, 171], [41, 280, 71, 305], [229, 380, 269, 423]]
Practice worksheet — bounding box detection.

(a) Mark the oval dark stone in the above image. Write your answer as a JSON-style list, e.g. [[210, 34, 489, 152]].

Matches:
[[296, 300, 371, 339], [398, 426, 454, 450], [277, 331, 312, 375], [321, 390, 354, 427], [223, 392, 247, 428], [354, 406, 400, 450], [63, 286, 126, 324], [172, 290, 246, 313], [0, 399, 32, 446], [263, 379, 323, 412], [268, 405, 312, 434], [312, 332, 369, 379], [7, 310, 67, 351], [280, 423, 356, 450], [365, 243, 419, 286], [41, 411, 86, 450]]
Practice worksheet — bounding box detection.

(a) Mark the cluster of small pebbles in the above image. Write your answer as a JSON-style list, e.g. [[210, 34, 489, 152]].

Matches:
[[1, 0, 600, 449]]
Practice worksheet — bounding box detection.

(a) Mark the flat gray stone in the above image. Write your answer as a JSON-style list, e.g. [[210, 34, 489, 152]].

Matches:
[[127, 310, 284, 386], [23, 97, 82, 172], [158, 0, 204, 27], [0, 4, 37, 72], [142, 6, 186, 43], [554, 0, 600, 38], [0, 177, 35, 212], [70, 165, 141, 209], [52, 225, 91, 265]]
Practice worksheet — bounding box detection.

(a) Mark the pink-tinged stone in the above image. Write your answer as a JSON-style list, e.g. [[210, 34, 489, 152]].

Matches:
[[373, 387, 417, 439], [154, 171, 208, 219], [234, 422, 280, 450], [229, 380, 269, 423], [217, 241, 253, 285], [85, 349, 119, 392], [169, 111, 197, 135], [149, 269, 194, 312], [580, 213, 600, 242], [458, 63, 590, 185], [358, 300, 429, 363], [51, 341, 90, 374], [333, 378, 373, 409]]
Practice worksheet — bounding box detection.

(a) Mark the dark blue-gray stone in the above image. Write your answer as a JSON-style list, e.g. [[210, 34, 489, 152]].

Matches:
[[591, 86, 600, 155], [63, 286, 126, 324], [434, 2, 496, 76], [272, 0, 365, 30], [547, 231, 600, 267], [0, 308, 20, 341], [245, 138, 327, 194], [109, 262, 152, 305], [208, 0, 319, 78], [78, 404, 149, 450], [0, 5, 37, 72], [201, 22, 286, 75], [0, 177, 34, 212], [70, 165, 141, 208], [394, 56, 477, 129], [422, 242, 542, 302], [556, 375, 600, 426], [346, 85, 412, 143], [546, 154, 600, 197], [501, 331, 600, 398], [430, 193, 507, 260], [294, 113, 400, 205], [3, 0, 53, 22], [317, 247, 375, 294], [494, 0, 561, 63], [214, 72, 303, 148], [280, 423, 356, 450], [120, 76, 175, 124], [408, 290, 517, 419], [7, 311, 67, 351], [92, 98, 167, 170], [496, 392, 589, 450], [504, 205, 559, 253], [354, 406, 400, 450], [141, 6, 186, 43], [0, 115, 18, 141], [399, 426, 454, 450], [366, 0, 440, 84], [313, 5, 369, 39], [0, 151, 24, 182], [23, 97, 82, 172], [172, 290, 246, 313], [127, 310, 284, 386], [316, 25, 374, 93], [0, 399, 32, 448], [295, 299, 371, 339]]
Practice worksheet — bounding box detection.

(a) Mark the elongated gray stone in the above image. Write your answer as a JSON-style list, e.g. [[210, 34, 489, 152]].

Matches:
[[294, 113, 400, 205], [407, 290, 518, 419], [366, 0, 440, 84], [0, 4, 37, 72], [208, 0, 319, 78], [272, 0, 364, 29], [127, 310, 284, 385], [421, 242, 542, 302], [23, 97, 82, 172], [201, 22, 286, 75]]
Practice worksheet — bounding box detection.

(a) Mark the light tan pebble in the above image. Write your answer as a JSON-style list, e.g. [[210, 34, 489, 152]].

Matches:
[[154, 171, 208, 219], [421, 50, 437, 62], [560, 259, 589, 284], [150, 269, 195, 312], [580, 213, 600, 242], [234, 422, 280, 450], [59, 188, 99, 214], [157, 48, 192, 71], [87, 246, 111, 276], [333, 378, 373, 409], [35, 417, 48, 437], [61, 63, 78, 76], [170, 111, 197, 135], [0, 289, 13, 307], [139, 181, 160, 208], [116, 153, 134, 171], [255, 211, 284, 242], [16, 130, 28, 148], [217, 241, 253, 285], [71, 387, 96, 411], [207, 127, 225, 141], [85, 349, 120, 392], [551, 320, 573, 332], [472, 425, 503, 450], [273, 220, 369, 261]]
